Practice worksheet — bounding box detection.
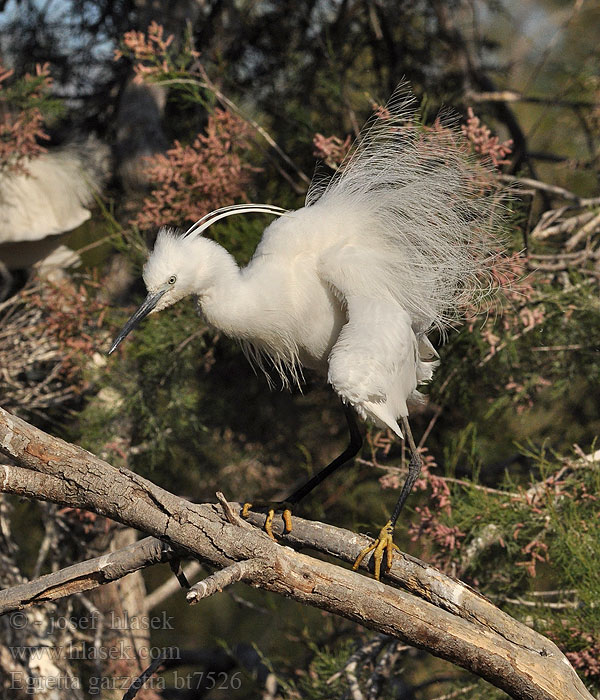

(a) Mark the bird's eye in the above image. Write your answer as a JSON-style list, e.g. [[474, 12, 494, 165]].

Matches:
[[168, 275, 177, 285]]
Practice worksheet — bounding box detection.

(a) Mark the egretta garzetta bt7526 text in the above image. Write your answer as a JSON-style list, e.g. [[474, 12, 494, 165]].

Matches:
[[109, 86, 501, 579]]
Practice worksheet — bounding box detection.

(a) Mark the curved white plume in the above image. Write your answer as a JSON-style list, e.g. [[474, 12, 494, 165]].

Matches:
[[182, 203, 288, 239]]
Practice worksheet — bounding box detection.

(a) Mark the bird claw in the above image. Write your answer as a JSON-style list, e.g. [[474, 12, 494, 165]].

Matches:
[[241, 501, 293, 540], [352, 520, 400, 580]]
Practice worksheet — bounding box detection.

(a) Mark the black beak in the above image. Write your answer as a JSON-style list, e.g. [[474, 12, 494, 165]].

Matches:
[[108, 289, 167, 355]]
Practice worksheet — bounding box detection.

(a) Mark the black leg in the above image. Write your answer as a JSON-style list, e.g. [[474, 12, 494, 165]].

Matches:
[[285, 402, 362, 505], [353, 415, 422, 579], [389, 416, 422, 528], [169, 558, 191, 590]]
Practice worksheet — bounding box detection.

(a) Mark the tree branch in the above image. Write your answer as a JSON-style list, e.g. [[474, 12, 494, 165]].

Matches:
[[0, 407, 592, 700], [498, 174, 600, 207], [0, 532, 176, 613], [465, 90, 600, 110], [186, 559, 263, 603]]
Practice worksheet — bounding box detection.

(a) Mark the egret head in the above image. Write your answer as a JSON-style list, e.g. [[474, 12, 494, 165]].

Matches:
[[108, 204, 287, 355], [108, 228, 202, 355]]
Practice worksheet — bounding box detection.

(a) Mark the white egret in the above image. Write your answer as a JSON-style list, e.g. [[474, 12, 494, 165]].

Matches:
[[0, 137, 109, 268], [109, 86, 501, 579], [0, 136, 109, 299]]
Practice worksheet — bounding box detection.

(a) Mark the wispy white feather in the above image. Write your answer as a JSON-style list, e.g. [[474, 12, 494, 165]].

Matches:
[[306, 84, 502, 333]]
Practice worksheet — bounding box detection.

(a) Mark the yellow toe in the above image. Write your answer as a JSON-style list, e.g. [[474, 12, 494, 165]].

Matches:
[[353, 520, 398, 580], [282, 508, 293, 533], [264, 509, 276, 540], [240, 501, 294, 539]]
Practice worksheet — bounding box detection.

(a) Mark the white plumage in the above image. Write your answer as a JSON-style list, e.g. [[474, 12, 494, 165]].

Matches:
[[111, 86, 501, 439], [0, 138, 108, 243]]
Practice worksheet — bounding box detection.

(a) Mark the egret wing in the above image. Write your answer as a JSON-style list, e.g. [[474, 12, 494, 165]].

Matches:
[[320, 250, 437, 436]]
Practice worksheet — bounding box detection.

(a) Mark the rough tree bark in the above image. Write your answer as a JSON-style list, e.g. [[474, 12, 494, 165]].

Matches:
[[0, 407, 593, 700]]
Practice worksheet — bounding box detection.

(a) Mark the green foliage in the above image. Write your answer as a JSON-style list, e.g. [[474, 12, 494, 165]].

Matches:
[[547, 453, 600, 627], [99, 204, 149, 271], [429, 267, 600, 466], [83, 301, 211, 485], [0, 63, 63, 121], [405, 440, 600, 687], [290, 641, 356, 700]]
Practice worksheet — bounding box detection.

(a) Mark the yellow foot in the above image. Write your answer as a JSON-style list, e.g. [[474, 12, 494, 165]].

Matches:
[[352, 520, 400, 580], [241, 501, 293, 540]]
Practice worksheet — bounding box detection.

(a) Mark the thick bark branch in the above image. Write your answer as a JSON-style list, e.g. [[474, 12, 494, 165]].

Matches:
[[0, 532, 175, 613], [0, 407, 592, 700]]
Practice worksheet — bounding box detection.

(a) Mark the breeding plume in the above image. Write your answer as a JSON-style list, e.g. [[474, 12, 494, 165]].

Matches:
[[110, 86, 501, 579]]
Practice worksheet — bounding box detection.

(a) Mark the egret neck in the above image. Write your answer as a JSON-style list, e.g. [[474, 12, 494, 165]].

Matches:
[[192, 237, 268, 342]]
